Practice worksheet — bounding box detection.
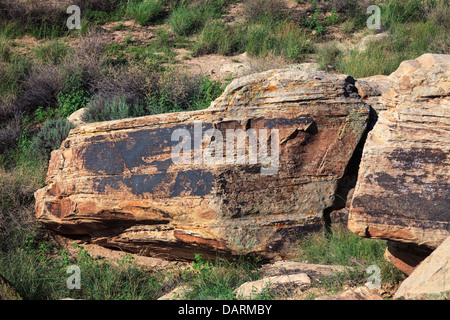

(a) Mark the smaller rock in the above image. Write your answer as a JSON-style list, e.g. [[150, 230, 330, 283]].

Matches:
[[259, 261, 352, 279], [290, 63, 319, 72], [315, 286, 384, 300], [157, 285, 192, 300], [358, 32, 389, 52], [394, 236, 450, 300], [384, 241, 432, 276], [67, 108, 87, 128], [235, 273, 310, 299]]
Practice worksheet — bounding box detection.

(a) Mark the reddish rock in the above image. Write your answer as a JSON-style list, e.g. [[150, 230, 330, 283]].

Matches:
[[35, 69, 370, 260], [348, 54, 450, 255], [384, 241, 432, 275]]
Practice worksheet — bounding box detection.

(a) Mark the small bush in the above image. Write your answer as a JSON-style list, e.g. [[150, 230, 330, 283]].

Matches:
[[381, 0, 427, 28], [34, 40, 70, 64], [193, 20, 246, 56], [93, 64, 148, 107], [242, 0, 287, 22], [74, 0, 127, 12], [0, 123, 20, 154], [0, 1, 68, 38], [65, 33, 107, 93], [84, 95, 145, 122], [0, 52, 31, 109], [247, 19, 311, 61], [181, 254, 260, 300], [168, 4, 205, 36], [298, 226, 406, 286], [30, 119, 74, 159], [426, 0, 450, 28], [17, 64, 63, 114], [317, 43, 341, 72], [126, 0, 167, 26]]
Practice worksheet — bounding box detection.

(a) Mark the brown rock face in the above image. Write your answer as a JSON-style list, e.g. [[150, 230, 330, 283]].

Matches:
[[348, 54, 450, 259], [35, 69, 370, 260]]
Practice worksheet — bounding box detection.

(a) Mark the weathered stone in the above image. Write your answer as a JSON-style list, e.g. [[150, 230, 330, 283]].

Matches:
[[259, 261, 353, 279], [358, 32, 389, 52], [157, 285, 192, 300], [67, 108, 87, 128], [348, 54, 450, 252], [35, 69, 370, 260], [315, 286, 384, 300], [394, 236, 450, 300], [235, 273, 311, 299]]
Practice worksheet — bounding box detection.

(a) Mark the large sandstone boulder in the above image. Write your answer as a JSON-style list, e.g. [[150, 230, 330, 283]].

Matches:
[[348, 54, 450, 272], [35, 69, 370, 260]]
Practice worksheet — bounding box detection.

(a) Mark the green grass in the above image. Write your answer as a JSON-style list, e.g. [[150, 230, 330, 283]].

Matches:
[[193, 20, 246, 56], [168, 4, 206, 36], [126, 0, 167, 26], [0, 233, 165, 299], [193, 18, 312, 61], [34, 40, 70, 64], [297, 226, 406, 289], [332, 19, 448, 78], [179, 254, 261, 300], [0, 44, 31, 105]]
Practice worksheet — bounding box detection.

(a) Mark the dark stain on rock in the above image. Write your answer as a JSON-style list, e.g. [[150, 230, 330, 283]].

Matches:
[[387, 147, 447, 170], [170, 170, 215, 197], [82, 123, 213, 174], [353, 172, 450, 223], [254, 117, 313, 130], [92, 170, 215, 198]]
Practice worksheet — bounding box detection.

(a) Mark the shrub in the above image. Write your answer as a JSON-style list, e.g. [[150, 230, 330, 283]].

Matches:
[[0, 51, 31, 110], [298, 226, 406, 286], [168, 4, 205, 36], [426, 0, 450, 28], [381, 0, 427, 28], [65, 33, 107, 92], [34, 40, 70, 64], [242, 0, 287, 22], [317, 43, 341, 72], [93, 64, 148, 107], [83, 95, 145, 122], [247, 19, 311, 61], [30, 119, 74, 159], [73, 0, 127, 12], [126, 0, 167, 26], [0, 0, 68, 38], [193, 20, 246, 56], [17, 64, 63, 114], [181, 255, 260, 300], [0, 123, 20, 154]]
